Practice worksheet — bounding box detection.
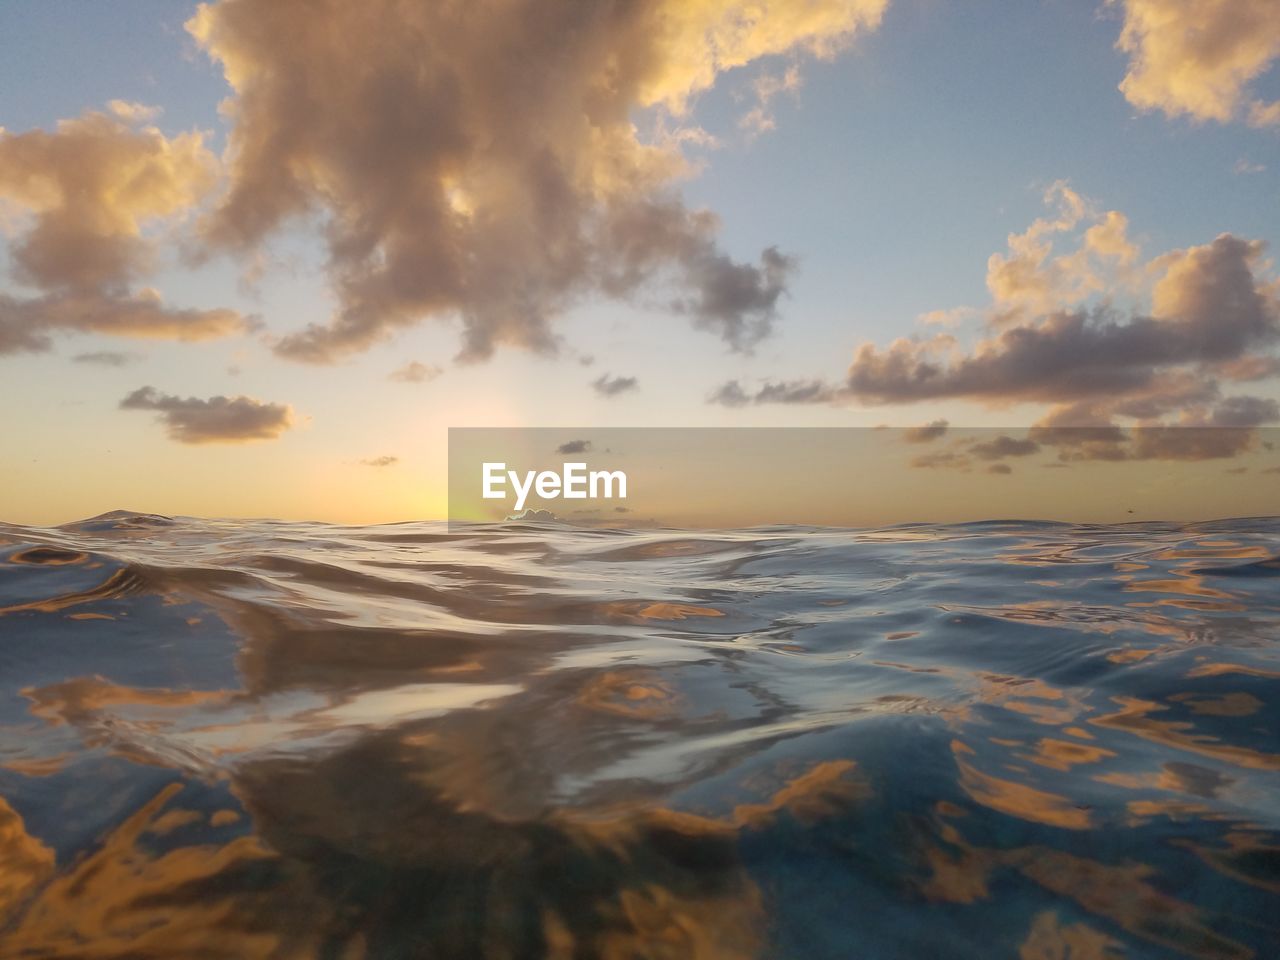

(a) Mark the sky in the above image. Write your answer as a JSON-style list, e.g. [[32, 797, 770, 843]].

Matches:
[[1, 0, 1278, 525]]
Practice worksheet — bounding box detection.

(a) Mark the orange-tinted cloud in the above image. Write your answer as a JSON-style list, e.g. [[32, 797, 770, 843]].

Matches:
[[1113, 0, 1280, 127], [727, 187, 1280, 461], [985, 182, 1137, 325], [186, 0, 886, 362], [0, 109, 251, 354]]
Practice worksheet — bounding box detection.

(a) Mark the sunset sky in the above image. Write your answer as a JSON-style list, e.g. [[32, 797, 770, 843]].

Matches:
[[2, 0, 1279, 524]]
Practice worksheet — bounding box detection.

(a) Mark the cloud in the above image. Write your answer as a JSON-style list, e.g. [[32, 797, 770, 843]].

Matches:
[[592, 373, 639, 398], [0, 290, 250, 352], [1233, 158, 1266, 175], [909, 433, 1040, 470], [0, 109, 252, 354], [106, 100, 163, 124], [737, 190, 1280, 462], [72, 350, 143, 367], [708, 380, 750, 408], [909, 450, 970, 470], [556, 439, 592, 455], [1112, 0, 1280, 127], [388, 361, 442, 384], [120, 386, 294, 444], [903, 419, 948, 443], [707, 377, 839, 406], [917, 306, 978, 328], [669, 245, 796, 351], [967, 435, 1040, 460], [739, 65, 802, 137], [359, 455, 398, 467], [186, 0, 886, 363], [847, 233, 1278, 418], [985, 182, 1137, 324]]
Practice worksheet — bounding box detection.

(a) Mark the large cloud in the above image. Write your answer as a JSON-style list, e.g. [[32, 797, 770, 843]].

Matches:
[[120, 386, 294, 444], [846, 233, 1279, 422], [1112, 0, 1280, 127], [726, 188, 1280, 460], [186, 0, 886, 363], [0, 109, 252, 354]]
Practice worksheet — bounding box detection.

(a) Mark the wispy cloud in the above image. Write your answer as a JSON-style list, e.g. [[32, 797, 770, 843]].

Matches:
[[707, 378, 838, 406], [388, 361, 442, 384], [72, 350, 144, 367], [592, 373, 639, 398]]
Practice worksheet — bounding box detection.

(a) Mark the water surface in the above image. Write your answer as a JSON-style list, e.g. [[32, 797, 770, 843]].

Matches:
[[1, 512, 1278, 958]]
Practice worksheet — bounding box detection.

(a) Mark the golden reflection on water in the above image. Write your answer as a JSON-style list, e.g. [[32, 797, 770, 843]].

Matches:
[[1017, 910, 1124, 960], [915, 801, 1264, 960], [1, 515, 1277, 957], [1091, 697, 1280, 772], [0, 753, 870, 959], [951, 740, 1092, 830]]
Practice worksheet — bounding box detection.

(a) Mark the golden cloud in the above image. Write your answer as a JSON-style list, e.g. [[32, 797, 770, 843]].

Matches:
[[1113, 0, 1280, 127], [0, 109, 252, 353], [186, 0, 886, 362]]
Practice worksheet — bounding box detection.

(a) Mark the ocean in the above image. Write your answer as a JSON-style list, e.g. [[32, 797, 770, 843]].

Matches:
[[0, 511, 1277, 958]]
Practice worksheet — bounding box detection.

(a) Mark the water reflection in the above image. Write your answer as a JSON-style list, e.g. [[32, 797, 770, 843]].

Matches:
[[0, 512, 1276, 957]]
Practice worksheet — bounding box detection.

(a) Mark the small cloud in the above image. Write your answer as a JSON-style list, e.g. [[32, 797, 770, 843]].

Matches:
[[360, 455, 398, 467], [708, 380, 749, 408], [903, 419, 949, 443], [106, 100, 162, 123], [1224, 466, 1249, 474], [1233, 157, 1265, 175], [72, 350, 143, 367], [909, 450, 970, 470], [507, 508, 561, 523], [592, 373, 638, 397], [389, 361, 442, 383], [967, 435, 1040, 460], [917, 307, 978, 328], [556, 439, 592, 454], [739, 64, 802, 138], [753, 379, 838, 404], [120, 386, 294, 444], [707, 377, 838, 406], [987, 463, 1013, 475]]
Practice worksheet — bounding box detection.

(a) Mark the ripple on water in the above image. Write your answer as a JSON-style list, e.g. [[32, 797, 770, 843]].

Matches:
[[0, 512, 1276, 958]]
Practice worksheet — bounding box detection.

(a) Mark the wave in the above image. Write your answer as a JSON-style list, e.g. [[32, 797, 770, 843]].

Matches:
[[0, 512, 1277, 958]]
